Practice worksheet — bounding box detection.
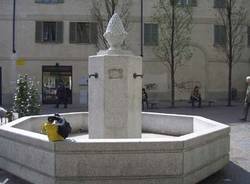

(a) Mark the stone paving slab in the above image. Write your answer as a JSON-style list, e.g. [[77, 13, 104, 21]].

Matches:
[[1, 103, 250, 184]]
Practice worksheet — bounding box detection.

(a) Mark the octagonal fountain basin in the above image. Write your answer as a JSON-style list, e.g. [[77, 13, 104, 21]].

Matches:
[[0, 112, 230, 184]]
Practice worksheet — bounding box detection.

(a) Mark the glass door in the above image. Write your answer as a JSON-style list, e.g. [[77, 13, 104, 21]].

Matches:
[[42, 65, 72, 104]]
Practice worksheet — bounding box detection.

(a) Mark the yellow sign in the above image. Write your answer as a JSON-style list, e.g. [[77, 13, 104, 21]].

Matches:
[[16, 58, 26, 66]]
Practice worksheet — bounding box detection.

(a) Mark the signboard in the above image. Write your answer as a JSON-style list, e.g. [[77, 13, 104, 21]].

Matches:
[[16, 58, 26, 66], [108, 68, 123, 79]]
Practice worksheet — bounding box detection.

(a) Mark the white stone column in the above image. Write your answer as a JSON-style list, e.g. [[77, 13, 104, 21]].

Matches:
[[88, 14, 142, 139]]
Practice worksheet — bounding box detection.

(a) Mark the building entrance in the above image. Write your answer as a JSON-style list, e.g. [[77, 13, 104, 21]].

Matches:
[[42, 65, 72, 104]]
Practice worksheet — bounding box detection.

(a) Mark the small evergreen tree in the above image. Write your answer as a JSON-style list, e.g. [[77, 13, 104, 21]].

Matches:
[[13, 74, 40, 117]]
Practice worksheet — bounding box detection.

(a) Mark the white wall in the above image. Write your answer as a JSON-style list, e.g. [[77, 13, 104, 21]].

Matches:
[[0, 0, 250, 105]]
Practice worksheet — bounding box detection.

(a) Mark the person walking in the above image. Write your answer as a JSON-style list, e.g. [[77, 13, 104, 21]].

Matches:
[[55, 82, 67, 108], [240, 76, 250, 121], [142, 88, 149, 110]]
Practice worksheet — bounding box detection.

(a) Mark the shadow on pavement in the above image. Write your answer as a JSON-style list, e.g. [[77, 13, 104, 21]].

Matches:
[[199, 161, 250, 184]]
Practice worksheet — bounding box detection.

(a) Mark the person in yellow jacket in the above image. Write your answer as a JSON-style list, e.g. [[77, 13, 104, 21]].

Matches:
[[41, 116, 64, 142]]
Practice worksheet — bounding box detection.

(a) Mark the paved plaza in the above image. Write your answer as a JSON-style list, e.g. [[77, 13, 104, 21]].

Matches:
[[0, 101, 250, 184]]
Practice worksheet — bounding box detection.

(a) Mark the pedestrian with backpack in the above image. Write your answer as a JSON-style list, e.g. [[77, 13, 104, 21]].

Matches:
[[41, 114, 72, 141], [54, 113, 72, 139]]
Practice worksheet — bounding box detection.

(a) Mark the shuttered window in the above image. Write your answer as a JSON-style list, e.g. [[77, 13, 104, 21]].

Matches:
[[144, 24, 158, 46], [214, 25, 226, 46], [214, 0, 226, 8], [190, 0, 197, 7], [35, 0, 64, 3], [69, 22, 97, 44], [35, 21, 63, 43]]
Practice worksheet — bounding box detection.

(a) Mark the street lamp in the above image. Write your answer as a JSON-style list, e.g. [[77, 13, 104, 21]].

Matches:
[[10, 0, 17, 94], [12, 0, 16, 54], [140, 0, 144, 57]]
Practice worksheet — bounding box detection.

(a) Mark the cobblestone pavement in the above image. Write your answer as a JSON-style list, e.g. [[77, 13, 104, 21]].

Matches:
[[0, 102, 250, 184]]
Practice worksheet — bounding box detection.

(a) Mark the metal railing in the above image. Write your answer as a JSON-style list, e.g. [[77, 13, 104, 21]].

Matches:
[[0, 109, 18, 125]]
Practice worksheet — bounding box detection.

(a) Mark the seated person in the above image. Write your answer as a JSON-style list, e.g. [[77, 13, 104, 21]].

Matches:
[[41, 116, 65, 142], [190, 86, 202, 107], [53, 113, 72, 139], [142, 88, 149, 110]]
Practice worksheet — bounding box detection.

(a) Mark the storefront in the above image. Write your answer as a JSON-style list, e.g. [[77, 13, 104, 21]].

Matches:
[[42, 65, 72, 104]]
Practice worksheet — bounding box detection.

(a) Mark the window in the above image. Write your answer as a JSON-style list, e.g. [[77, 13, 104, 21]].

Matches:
[[35, 0, 64, 3], [144, 24, 158, 46], [70, 22, 97, 44], [248, 27, 250, 47], [214, 0, 226, 8], [35, 21, 63, 43], [171, 0, 197, 7], [214, 25, 226, 46], [190, 0, 197, 7]]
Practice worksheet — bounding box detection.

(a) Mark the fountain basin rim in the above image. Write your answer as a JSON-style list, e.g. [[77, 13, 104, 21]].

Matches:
[[0, 111, 229, 145], [0, 112, 230, 184]]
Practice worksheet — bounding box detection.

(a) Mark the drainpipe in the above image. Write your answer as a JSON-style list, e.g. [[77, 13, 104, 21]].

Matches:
[[12, 0, 16, 54], [140, 0, 144, 57], [10, 0, 17, 100]]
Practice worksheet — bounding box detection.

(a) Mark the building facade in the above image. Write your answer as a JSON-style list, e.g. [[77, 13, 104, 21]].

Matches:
[[0, 0, 250, 107]]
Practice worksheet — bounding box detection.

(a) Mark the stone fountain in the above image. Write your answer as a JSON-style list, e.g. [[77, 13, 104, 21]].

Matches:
[[0, 14, 230, 184], [88, 13, 142, 139]]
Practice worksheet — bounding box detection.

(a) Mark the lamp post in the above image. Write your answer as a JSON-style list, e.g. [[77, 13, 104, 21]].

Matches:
[[10, 0, 17, 95], [140, 0, 144, 57], [12, 0, 16, 54]]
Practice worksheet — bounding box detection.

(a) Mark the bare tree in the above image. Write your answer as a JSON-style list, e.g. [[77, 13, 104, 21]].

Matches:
[[153, 0, 193, 107], [215, 0, 247, 106], [91, 0, 131, 49]]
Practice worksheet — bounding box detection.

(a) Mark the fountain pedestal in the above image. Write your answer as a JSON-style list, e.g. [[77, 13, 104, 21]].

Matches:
[[88, 13, 142, 139], [88, 53, 142, 139]]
